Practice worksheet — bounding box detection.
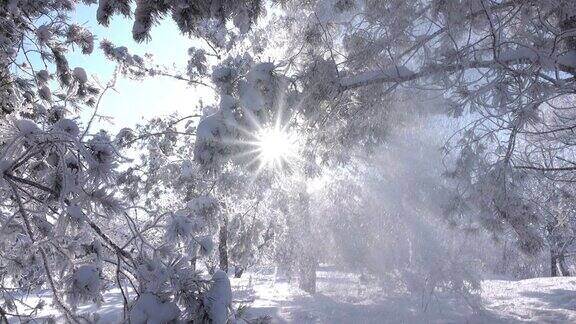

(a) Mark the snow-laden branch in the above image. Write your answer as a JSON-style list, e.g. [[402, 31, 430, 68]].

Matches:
[[339, 66, 417, 90], [339, 61, 498, 90], [340, 50, 576, 91]]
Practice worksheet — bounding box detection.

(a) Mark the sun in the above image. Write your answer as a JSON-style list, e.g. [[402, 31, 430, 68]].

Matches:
[[255, 127, 298, 169]]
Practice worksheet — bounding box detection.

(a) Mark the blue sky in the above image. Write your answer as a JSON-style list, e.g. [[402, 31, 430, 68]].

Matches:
[[67, 4, 213, 132]]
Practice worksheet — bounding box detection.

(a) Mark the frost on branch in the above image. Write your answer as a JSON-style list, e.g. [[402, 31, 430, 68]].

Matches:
[[128, 0, 264, 44], [239, 62, 277, 112], [187, 47, 208, 79], [86, 130, 118, 182], [194, 111, 230, 169], [66, 24, 95, 54], [100, 40, 149, 79], [96, 0, 131, 26], [35, 25, 52, 46], [52, 118, 80, 138], [66, 205, 87, 227]]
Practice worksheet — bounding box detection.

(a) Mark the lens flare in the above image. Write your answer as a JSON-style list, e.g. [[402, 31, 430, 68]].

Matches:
[[256, 127, 298, 169]]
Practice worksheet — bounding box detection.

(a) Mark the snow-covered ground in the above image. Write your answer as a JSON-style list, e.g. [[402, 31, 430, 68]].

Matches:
[[481, 277, 576, 323], [233, 266, 576, 323], [7, 267, 576, 323], [6, 288, 128, 323]]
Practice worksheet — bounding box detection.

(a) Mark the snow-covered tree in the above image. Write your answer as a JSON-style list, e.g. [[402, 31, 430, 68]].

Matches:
[[214, 0, 576, 269], [7, 0, 576, 321], [0, 1, 255, 322]]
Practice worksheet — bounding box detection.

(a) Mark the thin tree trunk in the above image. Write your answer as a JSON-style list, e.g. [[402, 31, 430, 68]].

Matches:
[[298, 254, 317, 294], [558, 254, 571, 276], [551, 250, 559, 277], [218, 216, 228, 273], [558, 1, 576, 74], [234, 265, 244, 278], [191, 257, 196, 272], [559, 1, 576, 51], [297, 188, 317, 294]]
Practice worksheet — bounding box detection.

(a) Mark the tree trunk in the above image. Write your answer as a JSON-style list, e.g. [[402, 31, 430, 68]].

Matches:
[[551, 251, 559, 277], [191, 257, 196, 272], [558, 254, 571, 276], [298, 253, 317, 294], [559, 1, 576, 51], [234, 265, 244, 278], [558, 1, 576, 75], [297, 188, 317, 294], [218, 216, 228, 273]]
